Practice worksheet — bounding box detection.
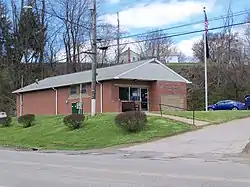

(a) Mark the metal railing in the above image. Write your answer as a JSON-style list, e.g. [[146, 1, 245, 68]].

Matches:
[[120, 101, 197, 126], [158, 103, 196, 126]]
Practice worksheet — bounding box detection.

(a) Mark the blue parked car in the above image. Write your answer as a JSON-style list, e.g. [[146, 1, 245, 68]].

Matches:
[[207, 100, 246, 111]]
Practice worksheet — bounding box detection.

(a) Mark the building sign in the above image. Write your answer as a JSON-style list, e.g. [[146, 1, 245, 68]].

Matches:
[[160, 83, 185, 94]]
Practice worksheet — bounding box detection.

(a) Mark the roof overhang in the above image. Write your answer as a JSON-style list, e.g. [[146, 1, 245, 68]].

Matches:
[[12, 58, 192, 94]]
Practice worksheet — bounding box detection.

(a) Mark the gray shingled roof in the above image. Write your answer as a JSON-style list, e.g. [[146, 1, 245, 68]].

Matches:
[[13, 59, 191, 93]]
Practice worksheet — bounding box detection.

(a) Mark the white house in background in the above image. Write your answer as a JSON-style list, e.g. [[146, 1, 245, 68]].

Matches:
[[119, 47, 141, 64], [165, 53, 180, 63]]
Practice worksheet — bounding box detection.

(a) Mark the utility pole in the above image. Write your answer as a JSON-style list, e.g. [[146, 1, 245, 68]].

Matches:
[[90, 0, 97, 116], [117, 12, 120, 64], [79, 83, 82, 114]]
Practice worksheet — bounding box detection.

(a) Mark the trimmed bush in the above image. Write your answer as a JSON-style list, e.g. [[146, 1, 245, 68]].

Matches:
[[18, 114, 36, 128], [0, 116, 12, 127], [115, 111, 147, 132], [63, 114, 85, 130]]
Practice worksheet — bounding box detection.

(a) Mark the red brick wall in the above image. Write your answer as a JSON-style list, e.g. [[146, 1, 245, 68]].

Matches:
[[58, 84, 92, 115], [150, 81, 187, 111], [16, 89, 56, 116], [15, 80, 187, 116], [102, 81, 120, 113], [16, 84, 102, 116]]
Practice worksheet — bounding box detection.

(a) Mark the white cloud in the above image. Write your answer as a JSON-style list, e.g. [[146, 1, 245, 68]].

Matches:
[[103, 0, 216, 29], [177, 36, 201, 57], [192, 23, 202, 29], [106, 0, 120, 4]]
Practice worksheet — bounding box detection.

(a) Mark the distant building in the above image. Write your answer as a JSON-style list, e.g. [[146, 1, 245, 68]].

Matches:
[[165, 53, 180, 63], [142, 47, 181, 63], [119, 47, 141, 64]]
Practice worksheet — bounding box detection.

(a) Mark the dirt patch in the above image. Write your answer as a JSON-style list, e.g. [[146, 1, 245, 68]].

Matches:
[[242, 141, 250, 154]]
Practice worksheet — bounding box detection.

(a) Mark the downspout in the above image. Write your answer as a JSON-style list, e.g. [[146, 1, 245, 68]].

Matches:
[[52, 88, 58, 115], [96, 81, 103, 113], [17, 93, 22, 117], [79, 83, 82, 114]]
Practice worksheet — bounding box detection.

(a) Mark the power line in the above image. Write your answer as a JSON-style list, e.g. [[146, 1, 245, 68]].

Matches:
[[105, 20, 250, 47], [32, 4, 250, 40], [52, 20, 250, 63], [104, 9, 250, 41], [28, 4, 91, 30]]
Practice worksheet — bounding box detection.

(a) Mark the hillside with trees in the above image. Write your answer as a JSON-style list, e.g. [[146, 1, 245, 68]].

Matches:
[[0, 0, 250, 114]]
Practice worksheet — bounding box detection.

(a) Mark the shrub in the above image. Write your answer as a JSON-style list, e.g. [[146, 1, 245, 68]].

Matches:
[[63, 114, 85, 130], [115, 111, 147, 132], [18, 114, 36, 128], [0, 116, 12, 127]]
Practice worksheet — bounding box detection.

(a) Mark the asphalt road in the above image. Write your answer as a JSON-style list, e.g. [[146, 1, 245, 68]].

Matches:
[[0, 149, 250, 187], [1, 118, 250, 187]]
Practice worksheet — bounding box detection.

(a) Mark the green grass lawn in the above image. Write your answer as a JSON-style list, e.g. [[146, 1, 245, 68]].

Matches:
[[0, 114, 194, 150], [162, 110, 250, 123]]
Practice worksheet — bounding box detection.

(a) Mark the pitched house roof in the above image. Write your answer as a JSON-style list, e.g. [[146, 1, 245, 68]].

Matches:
[[13, 59, 191, 94], [120, 48, 140, 56]]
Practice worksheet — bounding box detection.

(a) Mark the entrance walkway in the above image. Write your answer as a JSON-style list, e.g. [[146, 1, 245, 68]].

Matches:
[[121, 117, 250, 157], [146, 112, 210, 127]]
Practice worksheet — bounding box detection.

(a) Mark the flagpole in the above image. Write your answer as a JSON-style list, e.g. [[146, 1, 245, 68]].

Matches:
[[204, 32, 208, 111], [204, 7, 208, 111]]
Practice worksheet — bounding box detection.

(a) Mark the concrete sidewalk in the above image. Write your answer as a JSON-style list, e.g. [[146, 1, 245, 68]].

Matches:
[[146, 112, 210, 127]]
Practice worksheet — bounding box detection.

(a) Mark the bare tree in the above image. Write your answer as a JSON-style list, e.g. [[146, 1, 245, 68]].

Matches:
[[95, 22, 129, 65], [136, 29, 175, 61], [178, 52, 187, 62], [243, 13, 250, 61], [50, 0, 90, 73]]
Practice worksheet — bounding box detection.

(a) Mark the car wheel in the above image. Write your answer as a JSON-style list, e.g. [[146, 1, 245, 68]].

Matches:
[[232, 107, 238, 110], [208, 108, 213, 111]]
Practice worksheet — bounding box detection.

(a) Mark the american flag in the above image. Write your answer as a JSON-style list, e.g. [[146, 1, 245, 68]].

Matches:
[[204, 7, 209, 59], [204, 9, 209, 34]]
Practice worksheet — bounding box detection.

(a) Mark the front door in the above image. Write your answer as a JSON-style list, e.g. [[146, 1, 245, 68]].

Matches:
[[141, 88, 148, 111], [71, 103, 78, 114]]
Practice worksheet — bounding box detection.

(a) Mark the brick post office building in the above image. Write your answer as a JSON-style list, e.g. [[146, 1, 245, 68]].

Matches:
[[13, 59, 191, 116]]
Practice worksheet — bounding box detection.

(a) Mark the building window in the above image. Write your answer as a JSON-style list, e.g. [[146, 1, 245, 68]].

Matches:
[[70, 85, 77, 95], [119, 87, 129, 100], [81, 84, 87, 94], [130, 88, 140, 101]]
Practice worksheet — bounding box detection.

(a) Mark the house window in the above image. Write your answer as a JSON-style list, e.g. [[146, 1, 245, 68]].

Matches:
[[81, 84, 87, 94], [130, 88, 140, 101], [70, 85, 77, 95], [119, 87, 129, 100]]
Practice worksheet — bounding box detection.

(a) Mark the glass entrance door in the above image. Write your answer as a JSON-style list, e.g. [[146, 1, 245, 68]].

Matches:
[[141, 88, 148, 111]]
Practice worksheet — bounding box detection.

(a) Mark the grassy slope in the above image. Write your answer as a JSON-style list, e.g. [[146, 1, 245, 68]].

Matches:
[[162, 111, 250, 123], [0, 114, 193, 150]]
